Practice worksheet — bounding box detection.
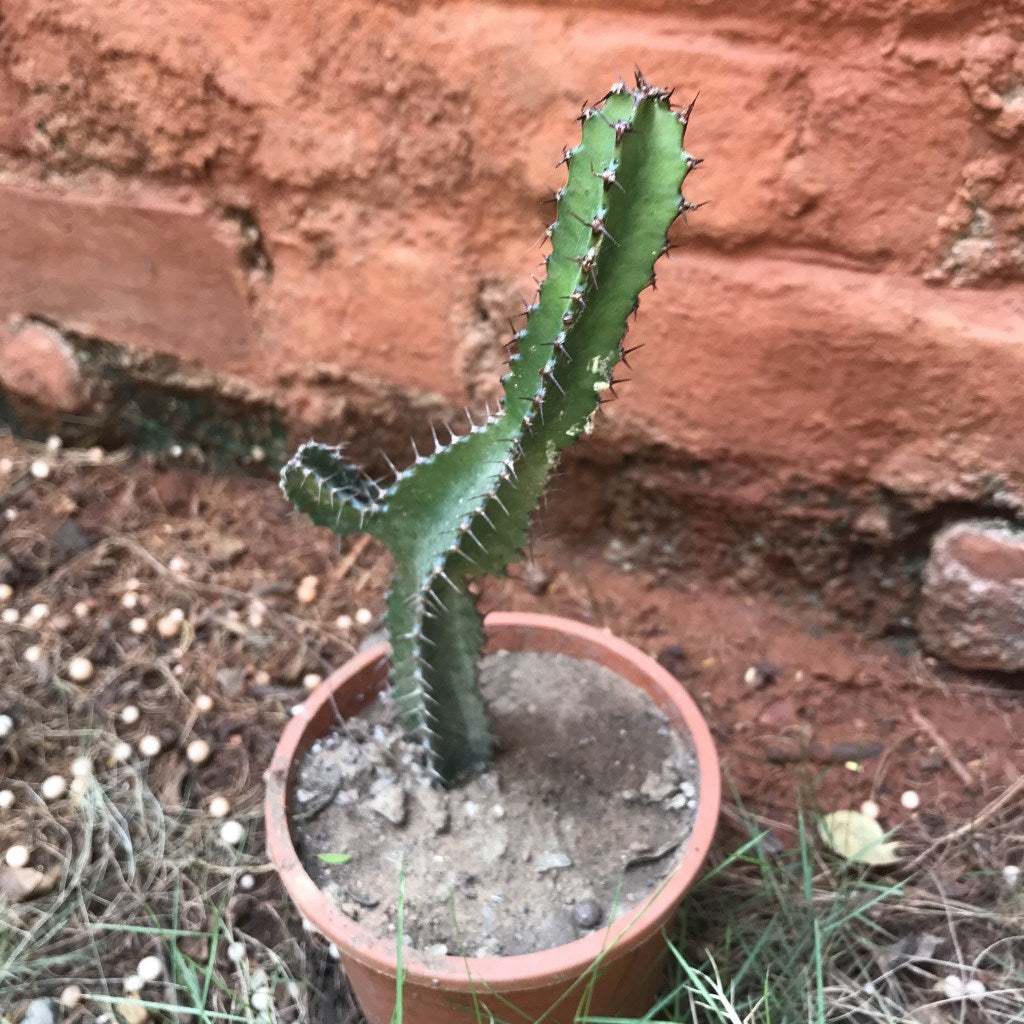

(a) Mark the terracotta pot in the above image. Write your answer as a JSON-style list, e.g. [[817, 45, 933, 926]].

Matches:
[[265, 611, 720, 1024]]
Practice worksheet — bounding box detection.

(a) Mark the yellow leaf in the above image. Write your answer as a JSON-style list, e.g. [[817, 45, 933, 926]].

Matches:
[[819, 809, 901, 866]]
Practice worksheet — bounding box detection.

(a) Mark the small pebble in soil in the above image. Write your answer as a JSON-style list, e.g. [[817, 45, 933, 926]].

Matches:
[[138, 735, 162, 758], [112, 741, 133, 763], [60, 986, 83, 1009], [120, 705, 141, 725], [0, 789, 14, 810], [67, 656, 94, 682], [295, 575, 319, 605], [195, 694, 214, 713], [0, 583, 12, 602], [742, 662, 780, 689], [41, 775, 68, 801], [23, 645, 42, 665], [129, 617, 149, 635], [1002, 864, 1020, 888], [860, 799, 880, 820], [220, 819, 245, 845], [136, 955, 163, 982], [355, 607, 373, 626], [302, 672, 323, 691], [186, 739, 211, 765], [30, 459, 51, 480], [5, 844, 31, 868], [570, 899, 604, 929], [535, 850, 573, 874], [209, 796, 231, 818], [900, 790, 920, 811], [0, 713, 14, 738]]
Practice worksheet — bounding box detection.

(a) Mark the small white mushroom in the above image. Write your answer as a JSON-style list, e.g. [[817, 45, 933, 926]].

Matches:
[[0, 457, 12, 475], [41, 775, 68, 801], [86, 446, 105, 464], [0, 789, 14, 809], [23, 645, 42, 665], [67, 656, 94, 682], [71, 756, 92, 779], [186, 739, 211, 765], [0, 583, 12, 603], [302, 672, 323, 691], [72, 600, 94, 619], [334, 613, 353, 631], [238, 872, 256, 891], [5, 844, 30, 868], [250, 991, 271, 1012], [129, 617, 149, 635], [121, 592, 140, 610], [226, 940, 246, 963], [295, 574, 319, 605], [27, 602, 49, 623], [355, 607, 373, 626], [157, 613, 182, 639], [0, 714, 14, 738], [1, 608, 20, 624], [900, 790, 920, 811], [3, 508, 17, 522], [194, 694, 214, 713], [168, 556, 191, 574], [136, 955, 163, 982], [30, 459, 51, 480], [112, 741, 133, 763], [219, 819, 245, 845], [120, 704, 141, 725], [123, 577, 142, 592], [208, 795, 231, 818], [122, 975, 144, 994], [60, 986, 83, 1009], [1002, 864, 1020, 888], [45, 435, 63, 452], [859, 799, 880, 820], [138, 734, 162, 758], [250, 445, 266, 463]]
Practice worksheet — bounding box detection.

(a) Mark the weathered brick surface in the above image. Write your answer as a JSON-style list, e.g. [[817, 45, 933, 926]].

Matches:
[[0, 186, 251, 372], [0, 0, 1022, 564]]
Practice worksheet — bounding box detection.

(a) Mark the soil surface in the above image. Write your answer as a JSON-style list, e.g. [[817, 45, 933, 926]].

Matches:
[[1, 433, 1022, 1016], [293, 650, 698, 957]]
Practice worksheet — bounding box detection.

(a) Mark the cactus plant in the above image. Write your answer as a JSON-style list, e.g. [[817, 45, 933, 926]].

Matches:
[[282, 72, 700, 786]]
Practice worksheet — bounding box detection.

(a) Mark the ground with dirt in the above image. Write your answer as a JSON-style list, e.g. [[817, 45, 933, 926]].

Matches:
[[1, 432, 1022, 1022], [294, 650, 698, 957]]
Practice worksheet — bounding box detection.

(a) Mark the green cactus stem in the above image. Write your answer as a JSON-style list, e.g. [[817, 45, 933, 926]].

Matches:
[[282, 72, 700, 785]]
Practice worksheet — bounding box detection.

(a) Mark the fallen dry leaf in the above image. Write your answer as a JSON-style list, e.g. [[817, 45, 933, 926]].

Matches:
[[819, 809, 901, 866]]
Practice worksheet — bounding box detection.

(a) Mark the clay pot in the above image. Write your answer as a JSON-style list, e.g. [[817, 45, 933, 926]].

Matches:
[[265, 611, 720, 1024]]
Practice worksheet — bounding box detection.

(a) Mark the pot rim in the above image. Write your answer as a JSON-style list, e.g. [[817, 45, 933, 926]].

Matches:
[[265, 611, 720, 991]]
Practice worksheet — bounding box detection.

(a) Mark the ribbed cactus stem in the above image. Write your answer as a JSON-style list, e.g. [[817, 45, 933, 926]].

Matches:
[[282, 72, 699, 785]]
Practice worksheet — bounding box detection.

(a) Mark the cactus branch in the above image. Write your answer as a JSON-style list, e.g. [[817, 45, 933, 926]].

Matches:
[[281, 72, 698, 785]]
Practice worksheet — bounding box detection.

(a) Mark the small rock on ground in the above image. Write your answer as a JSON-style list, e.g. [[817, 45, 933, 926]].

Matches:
[[918, 520, 1024, 671]]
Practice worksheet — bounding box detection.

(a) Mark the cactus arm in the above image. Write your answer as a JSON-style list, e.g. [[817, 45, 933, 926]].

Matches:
[[282, 75, 698, 785]]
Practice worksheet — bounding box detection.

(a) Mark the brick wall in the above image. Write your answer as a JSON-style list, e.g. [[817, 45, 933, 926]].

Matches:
[[1, 1, 1022, 619]]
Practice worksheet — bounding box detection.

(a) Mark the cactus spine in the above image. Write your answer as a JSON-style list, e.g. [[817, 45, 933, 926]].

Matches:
[[282, 73, 699, 785]]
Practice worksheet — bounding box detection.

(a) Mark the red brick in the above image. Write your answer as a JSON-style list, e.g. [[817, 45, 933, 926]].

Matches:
[[615, 253, 1024, 500], [0, 185, 251, 371]]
